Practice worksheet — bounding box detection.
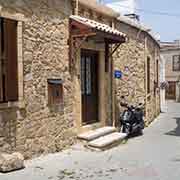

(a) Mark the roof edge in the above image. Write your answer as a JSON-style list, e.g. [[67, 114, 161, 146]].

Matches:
[[117, 15, 160, 47]]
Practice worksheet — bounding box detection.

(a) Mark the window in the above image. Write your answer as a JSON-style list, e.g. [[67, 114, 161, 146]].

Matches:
[[147, 57, 150, 94], [48, 79, 63, 106], [156, 59, 159, 85], [173, 55, 180, 71], [0, 18, 18, 103]]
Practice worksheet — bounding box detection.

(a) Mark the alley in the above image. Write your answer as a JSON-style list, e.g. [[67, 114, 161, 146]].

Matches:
[[1, 101, 180, 180]]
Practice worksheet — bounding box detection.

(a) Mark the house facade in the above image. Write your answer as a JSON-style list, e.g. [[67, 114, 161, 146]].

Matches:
[[0, 0, 160, 159], [113, 16, 160, 124], [160, 40, 180, 101]]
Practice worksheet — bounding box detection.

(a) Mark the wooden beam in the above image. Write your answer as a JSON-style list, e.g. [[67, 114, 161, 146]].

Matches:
[[71, 20, 89, 31], [96, 31, 126, 44], [72, 32, 96, 38], [108, 43, 122, 57]]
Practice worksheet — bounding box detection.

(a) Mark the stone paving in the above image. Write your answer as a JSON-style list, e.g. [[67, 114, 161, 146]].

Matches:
[[1, 101, 180, 180]]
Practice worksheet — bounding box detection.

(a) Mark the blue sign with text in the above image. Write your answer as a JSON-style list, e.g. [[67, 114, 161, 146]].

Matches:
[[114, 70, 122, 79]]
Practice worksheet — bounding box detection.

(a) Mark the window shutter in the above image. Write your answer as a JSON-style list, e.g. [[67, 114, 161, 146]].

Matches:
[[48, 80, 63, 106], [4, 19, 18, 101], [0, 18, 3, 102], [48, 83, 54, 105]]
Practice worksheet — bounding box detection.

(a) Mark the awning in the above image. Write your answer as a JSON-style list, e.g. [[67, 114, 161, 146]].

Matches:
[[70, 15, 127, 43], [69, 15, 127, 73]]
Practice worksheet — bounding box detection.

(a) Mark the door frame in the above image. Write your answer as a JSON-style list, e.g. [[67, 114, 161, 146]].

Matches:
[[74, 44, 107, 133], [81, 49, 99, 125]]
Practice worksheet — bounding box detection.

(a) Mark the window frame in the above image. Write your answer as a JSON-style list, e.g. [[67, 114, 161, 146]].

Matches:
[[0, 17, 18, 103], [172, 55, 180, 71], [48, 79, 64, 107], [0, 14, 24, 109]]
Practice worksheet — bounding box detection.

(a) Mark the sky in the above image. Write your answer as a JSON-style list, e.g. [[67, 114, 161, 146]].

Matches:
[[103, 0, 180, 42]]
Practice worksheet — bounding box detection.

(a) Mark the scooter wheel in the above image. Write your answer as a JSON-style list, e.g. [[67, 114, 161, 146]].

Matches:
[[122, 126, 129, 134], [139, 130, 143, 135]]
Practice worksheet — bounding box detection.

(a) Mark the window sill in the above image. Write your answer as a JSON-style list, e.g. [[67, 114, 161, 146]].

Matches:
[[0, 101, 25, 109]]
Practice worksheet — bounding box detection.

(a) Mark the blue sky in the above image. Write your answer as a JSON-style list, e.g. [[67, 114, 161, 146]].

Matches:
[[103, 0, 180, 42]]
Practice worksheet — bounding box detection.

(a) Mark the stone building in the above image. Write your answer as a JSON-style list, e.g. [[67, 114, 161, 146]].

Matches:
[[160, 40, 180, 101], [0, 0, 126, 158], [113, 15, 160, 124], [0, 0, 160, 159]]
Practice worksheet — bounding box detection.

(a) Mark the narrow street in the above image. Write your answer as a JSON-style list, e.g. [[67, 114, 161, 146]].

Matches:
[[1, 101, 180, 180]]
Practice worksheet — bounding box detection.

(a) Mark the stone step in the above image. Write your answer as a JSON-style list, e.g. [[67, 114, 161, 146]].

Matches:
[[87, 132, 127, 150], [78, 126, 117, 141], [0, 152, 24, 173]]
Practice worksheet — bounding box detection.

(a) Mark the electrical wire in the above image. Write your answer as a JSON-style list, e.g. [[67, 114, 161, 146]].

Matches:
[[107, 4, 180, 18]]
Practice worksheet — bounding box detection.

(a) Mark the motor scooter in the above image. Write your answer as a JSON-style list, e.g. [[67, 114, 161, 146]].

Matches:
[[120, 96, 145, 136]]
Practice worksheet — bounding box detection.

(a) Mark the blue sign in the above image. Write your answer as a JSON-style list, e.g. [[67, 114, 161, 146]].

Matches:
[[114, 70, 122, 79]]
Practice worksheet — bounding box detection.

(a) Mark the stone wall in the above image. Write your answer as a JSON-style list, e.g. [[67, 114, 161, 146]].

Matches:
[[114, 21, 160, 123], [0, 0, 77, 159]]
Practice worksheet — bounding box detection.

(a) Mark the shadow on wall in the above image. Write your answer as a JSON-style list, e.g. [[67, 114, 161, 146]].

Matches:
[[0, 108, 26, 153], [165, 117, 180, 137]]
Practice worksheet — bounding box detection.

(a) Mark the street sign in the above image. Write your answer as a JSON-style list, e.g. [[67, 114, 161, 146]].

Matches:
[[114, 70, 122, 79]]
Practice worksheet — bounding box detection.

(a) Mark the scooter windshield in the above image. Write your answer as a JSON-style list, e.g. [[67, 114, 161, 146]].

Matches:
[[122, 110, 132, 121]]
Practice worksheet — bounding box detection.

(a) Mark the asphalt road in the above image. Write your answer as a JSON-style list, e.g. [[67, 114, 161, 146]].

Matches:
[[1, 101, 180, 180]]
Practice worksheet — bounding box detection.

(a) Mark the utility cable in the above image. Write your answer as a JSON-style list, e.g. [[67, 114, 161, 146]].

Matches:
[[107, 4, 180, 18]]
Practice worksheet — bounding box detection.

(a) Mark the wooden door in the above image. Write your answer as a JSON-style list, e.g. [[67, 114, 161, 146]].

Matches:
[[166, 81, 176, 99], [81, 50, 99, 125]]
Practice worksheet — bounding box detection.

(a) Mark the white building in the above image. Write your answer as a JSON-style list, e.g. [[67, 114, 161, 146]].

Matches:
[[160, 40, 180, 103]]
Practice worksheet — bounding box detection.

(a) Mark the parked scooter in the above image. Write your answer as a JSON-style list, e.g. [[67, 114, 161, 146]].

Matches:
[[120, 96, 145, 137]]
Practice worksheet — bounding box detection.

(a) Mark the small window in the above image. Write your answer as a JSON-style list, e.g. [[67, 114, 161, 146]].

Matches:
[[173, 55, 180, 71], [147, 57, 150, 94], [48, 79, 63, 107]]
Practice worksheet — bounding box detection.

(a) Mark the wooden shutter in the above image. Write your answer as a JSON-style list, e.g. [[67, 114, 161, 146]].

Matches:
[[4, 19, 18, 101], [0, 18, 3, 102], [48, 80, 63, 106], [48, 83, 53, 105]]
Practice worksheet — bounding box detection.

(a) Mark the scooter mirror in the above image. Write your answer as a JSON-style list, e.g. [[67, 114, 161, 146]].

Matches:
[[120, 102, 127, 107]]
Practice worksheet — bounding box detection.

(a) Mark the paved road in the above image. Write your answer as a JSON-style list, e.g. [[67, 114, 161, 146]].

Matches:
[[1, 101, 180, 180]]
